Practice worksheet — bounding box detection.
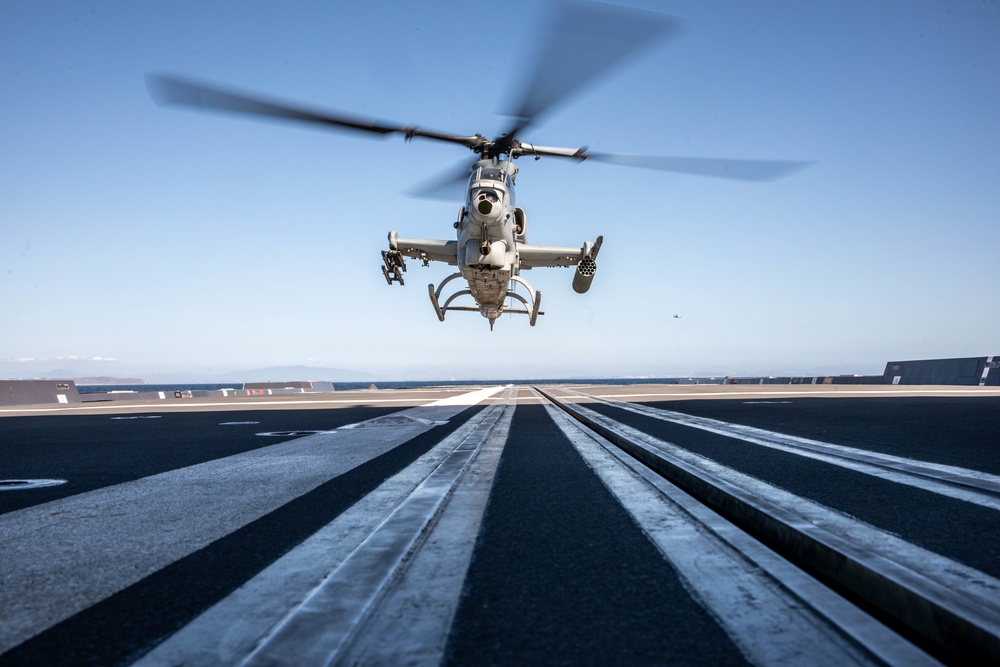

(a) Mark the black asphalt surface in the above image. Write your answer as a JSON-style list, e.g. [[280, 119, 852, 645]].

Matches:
[[445, 403, 749, 666], [2, 393, 997, 665], [0, 405, 482, 667], [584, 397, 1000, 579], [0, 407, 399, 514], [637, 396, 1000, 474]]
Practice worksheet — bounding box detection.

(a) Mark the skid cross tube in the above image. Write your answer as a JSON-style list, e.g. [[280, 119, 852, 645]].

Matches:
[[427, 272, 543, 325]]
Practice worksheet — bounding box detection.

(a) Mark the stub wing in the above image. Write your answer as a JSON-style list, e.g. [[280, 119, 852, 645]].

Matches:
[[519, 236, 603, 293], [518, 236, 601, 269], [389, 234, 459, 265], [382, 233, 458, 285], [518, 243, 588, 269]]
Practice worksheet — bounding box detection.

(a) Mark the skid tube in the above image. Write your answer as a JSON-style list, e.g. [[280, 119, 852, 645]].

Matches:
[[428, 273, 542, 327]]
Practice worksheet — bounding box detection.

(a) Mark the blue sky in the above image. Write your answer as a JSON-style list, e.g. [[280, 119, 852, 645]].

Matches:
[[2, 1, 998, 380]]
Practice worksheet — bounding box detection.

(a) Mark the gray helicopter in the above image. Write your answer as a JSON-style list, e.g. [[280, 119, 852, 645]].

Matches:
[[147, 2, 809, 330], [381, 156, 603, 329]]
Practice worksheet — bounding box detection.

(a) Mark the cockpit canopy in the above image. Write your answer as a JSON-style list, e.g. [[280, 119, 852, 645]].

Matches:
[[468, 161, 518, 207], [479, 167, 506, 182], [468, 161, 518, 190]]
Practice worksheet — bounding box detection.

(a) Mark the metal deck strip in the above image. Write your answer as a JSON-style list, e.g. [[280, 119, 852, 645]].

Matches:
[[564, 388, 1000, 507], [239, 395, 513, 666], [537, 386, 1000, 665], [536, 390, 937, 666]]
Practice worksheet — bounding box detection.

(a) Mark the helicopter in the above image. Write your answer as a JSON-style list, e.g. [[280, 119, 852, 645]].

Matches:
[[147, 2, 810, 330]]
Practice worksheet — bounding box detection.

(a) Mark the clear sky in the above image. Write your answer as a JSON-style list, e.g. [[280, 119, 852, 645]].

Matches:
[[2, 1, 998, 381]]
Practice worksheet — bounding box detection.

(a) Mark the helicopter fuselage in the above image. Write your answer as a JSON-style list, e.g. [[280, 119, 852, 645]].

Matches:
[[455, 159, 522, 323], [382, 156, 601, 329]]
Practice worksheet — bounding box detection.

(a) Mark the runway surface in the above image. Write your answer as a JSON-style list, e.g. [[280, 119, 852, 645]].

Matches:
[[2, 384, 999, 666]]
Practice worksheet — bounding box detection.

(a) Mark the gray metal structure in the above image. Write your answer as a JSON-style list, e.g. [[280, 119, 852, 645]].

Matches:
[[0, 381, 79, 407], [883, 356, 999, 386]]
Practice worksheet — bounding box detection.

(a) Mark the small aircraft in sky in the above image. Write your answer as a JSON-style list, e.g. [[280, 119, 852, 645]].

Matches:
[[147, 2, 809, 329]]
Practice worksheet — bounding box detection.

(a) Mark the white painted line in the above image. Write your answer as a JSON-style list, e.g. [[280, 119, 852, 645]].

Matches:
[[565, 389, 1000, 511], [239, 397, 512, 666], [135, 397, 511, 667], [0, 479, 68, 491], [424, 385, 507, 407], [560, 400, 1000, 639], [540, 396, 938, 666], [0, 393, 489, 654], [335, 391, 515, 665]]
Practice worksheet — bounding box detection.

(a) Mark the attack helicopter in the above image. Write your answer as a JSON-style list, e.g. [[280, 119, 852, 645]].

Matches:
[[147, 2, 810, 329]]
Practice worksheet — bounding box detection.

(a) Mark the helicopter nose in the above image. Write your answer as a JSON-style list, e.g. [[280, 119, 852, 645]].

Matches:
[[476, 191, 498, 214], [471, 190, 501, 223]]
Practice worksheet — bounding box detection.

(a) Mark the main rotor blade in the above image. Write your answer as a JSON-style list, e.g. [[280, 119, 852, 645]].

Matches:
[[499, 2, 678, 139], [584, 152, 815, 181], [516, 142, 813, 181], [408, 159, 478, 200], [146, 74, 483, 149]]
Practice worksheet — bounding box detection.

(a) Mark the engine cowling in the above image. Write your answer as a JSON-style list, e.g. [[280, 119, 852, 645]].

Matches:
[[572, 256, 597, 293]]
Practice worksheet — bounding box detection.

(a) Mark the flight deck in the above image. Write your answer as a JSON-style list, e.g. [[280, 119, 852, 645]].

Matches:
[[2, 384, 999, 666]]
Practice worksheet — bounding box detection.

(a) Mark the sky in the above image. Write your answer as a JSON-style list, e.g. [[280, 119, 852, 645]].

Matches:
[[2, 0, 999, 381]]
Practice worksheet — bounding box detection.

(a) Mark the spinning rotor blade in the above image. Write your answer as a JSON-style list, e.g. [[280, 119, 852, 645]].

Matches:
[[517, 143, 813, 181], [146, 74, 482, 149], [408, 160, 479, 200], [584, 153, 815, 181], [499, 2, 678, 139]]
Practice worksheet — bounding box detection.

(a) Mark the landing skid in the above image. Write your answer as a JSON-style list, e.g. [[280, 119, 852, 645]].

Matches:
[[428, 273, 543, 327]]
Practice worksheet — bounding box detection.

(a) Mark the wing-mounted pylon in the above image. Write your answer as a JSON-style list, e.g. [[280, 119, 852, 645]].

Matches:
[[382, 232, 459, 285], [519, 235, 604, 293]]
